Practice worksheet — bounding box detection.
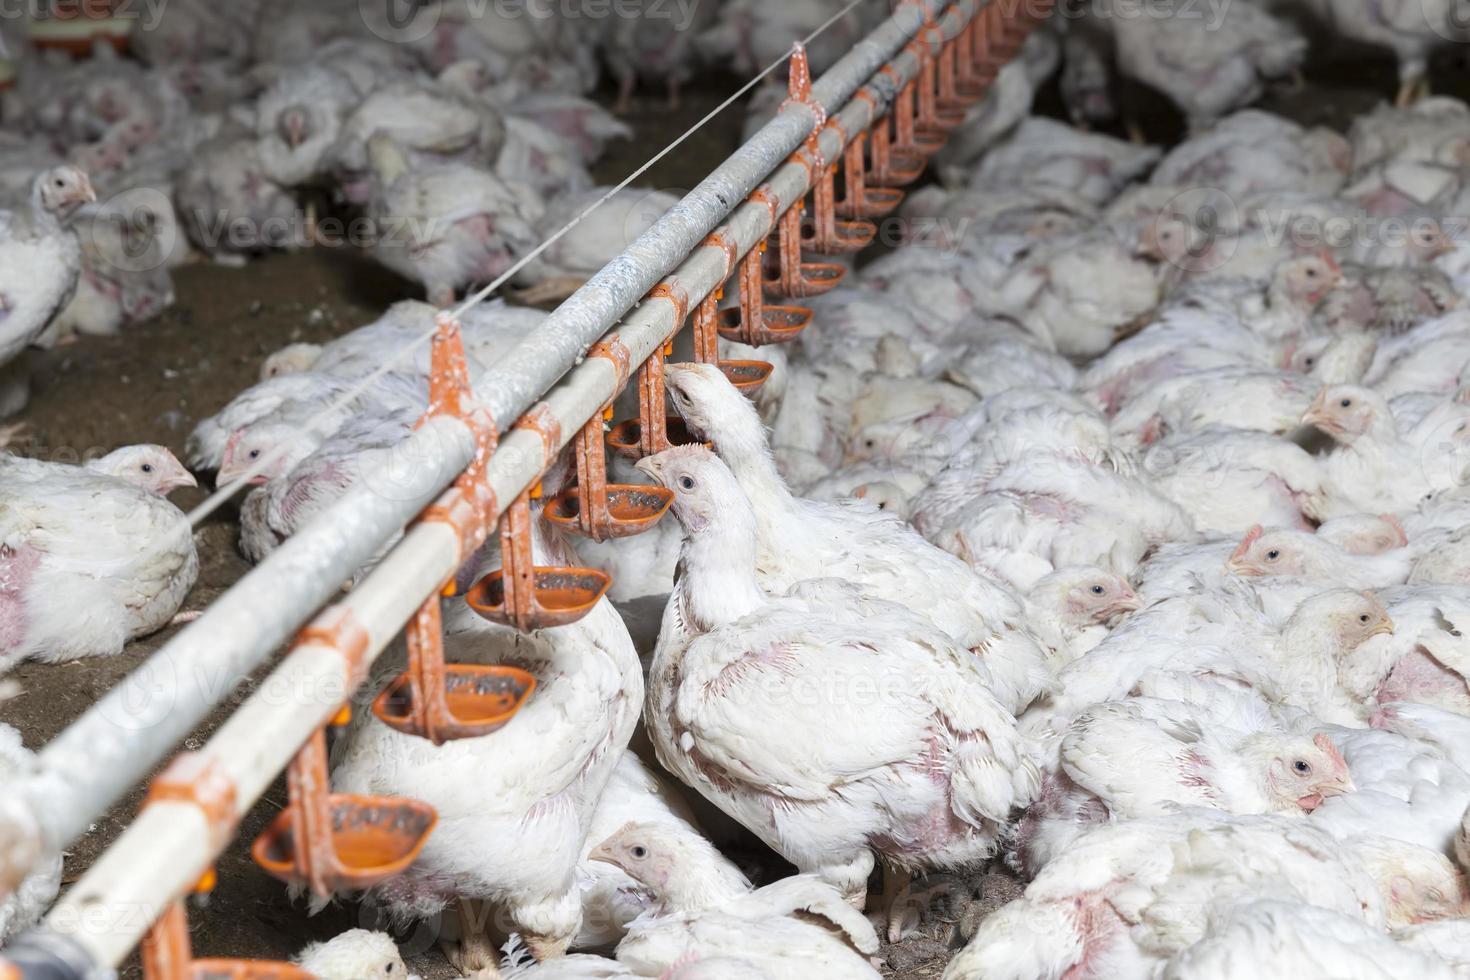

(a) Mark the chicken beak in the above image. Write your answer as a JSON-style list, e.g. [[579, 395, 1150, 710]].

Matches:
[[1225, 557, 1260, 577], [634, 456, 663, 484], [168, 469, 199, 493], [1300, 390, 1331, 431], [1109, 590, 1144, 615], [1370, 616, 1395, 638], [587, 838, 619, 867], [216, 461, 265, 489], [1322, 775, 1355, 798]]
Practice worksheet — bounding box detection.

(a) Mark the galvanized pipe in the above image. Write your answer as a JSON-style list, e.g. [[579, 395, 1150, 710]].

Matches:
[[2, 0, 1002, 968], [475, 0, 961, 432]]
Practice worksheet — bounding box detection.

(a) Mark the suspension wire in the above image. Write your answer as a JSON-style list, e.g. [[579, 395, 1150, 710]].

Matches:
[[185, 0, 871, 529]]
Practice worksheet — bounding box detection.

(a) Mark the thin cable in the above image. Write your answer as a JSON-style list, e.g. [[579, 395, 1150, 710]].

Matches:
[[187, 0, 871, 528]]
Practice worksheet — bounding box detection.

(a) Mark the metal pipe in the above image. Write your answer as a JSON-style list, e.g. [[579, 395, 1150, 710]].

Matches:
[[0, 0, 987, 949], [474, 0, 959, 432]]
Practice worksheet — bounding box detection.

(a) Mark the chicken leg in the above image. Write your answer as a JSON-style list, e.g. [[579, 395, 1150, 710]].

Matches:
[[442, 898, 500, 976], [0, 422, 27, 453], [872, 864, 960, 944], [616, 72, 637, 115]]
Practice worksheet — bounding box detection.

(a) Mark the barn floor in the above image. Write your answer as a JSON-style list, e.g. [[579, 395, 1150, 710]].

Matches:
[[3, 32, 1469, 979]]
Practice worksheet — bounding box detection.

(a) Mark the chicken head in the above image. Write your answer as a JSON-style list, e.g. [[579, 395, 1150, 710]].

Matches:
[[1262, 732, 1354, 812], [1300, 385, 1385, 441], [87, 445, 197, 496], [37, 165, 97, 216]]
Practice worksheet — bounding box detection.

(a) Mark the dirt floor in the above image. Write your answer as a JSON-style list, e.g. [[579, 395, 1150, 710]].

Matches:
[[4, 30, 1469, 980]]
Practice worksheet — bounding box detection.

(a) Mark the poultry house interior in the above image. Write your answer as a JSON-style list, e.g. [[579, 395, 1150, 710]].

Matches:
[[5, 0, 1470, 978]]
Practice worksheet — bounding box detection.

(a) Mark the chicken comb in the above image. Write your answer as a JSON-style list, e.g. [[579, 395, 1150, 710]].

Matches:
[[221, 428, 243, 466], [1313, 732, 1349, 776], [1379, 513, 1408, 549], [1230, 525, 1265, 562]]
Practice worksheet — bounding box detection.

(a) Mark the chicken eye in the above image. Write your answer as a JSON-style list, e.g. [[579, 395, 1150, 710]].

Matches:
[[1359, 614, 1370, 623], [1266, 549, 1280, 560], [631, 845, 648, 859], [1303, 357, 1316, 368], [1090, 585, 1105, 595], [384, 965, 395, 974], [1340, 399, 1352, 408], [677, 476, 694, 491], [1293, 760, 1311, 775], [141, 463, 154, 473], [1305, 268, 1317, 278]]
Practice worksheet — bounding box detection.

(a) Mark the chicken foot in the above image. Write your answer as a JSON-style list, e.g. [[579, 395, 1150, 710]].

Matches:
[[871, 864, 957, 944], [441, 898, 502, 975]]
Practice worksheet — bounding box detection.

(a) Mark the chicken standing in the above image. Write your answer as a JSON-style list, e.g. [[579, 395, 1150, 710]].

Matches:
[[0, 164, 95, 434], [639, 445, 1038, 941]]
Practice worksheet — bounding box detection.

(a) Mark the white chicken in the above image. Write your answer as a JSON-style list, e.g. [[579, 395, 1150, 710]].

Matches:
[[638, 445, 1038, 941], [0, 446, 198, 667], [573, 752, 747, 952], [664, 363, 1053, 714], [292, 930, 409, 980], [1014, 696, 1354, 872], [1103, 0, 1305, 130], [366, 134, 543, 306], [1294, 0, 1467, 106], [332, 518, 641, 970], [946, 812, 1465, 980], [0, 164, 95, 431], [1160, 900, 1461, 980], [592, 822, 881, 978]]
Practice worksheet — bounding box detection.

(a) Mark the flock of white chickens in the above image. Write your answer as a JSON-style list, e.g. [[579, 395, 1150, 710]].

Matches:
[[7, 0, 1470, 978]]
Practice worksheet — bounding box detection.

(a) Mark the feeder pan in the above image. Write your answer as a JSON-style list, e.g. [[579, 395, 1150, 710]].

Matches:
[[804, 216, 877, 255], [606, 415, 700, 458], [937, 41, 983, 111], [716, 304, 811, 346], [374, 664, 536, 742], [28, 2, 132, 54], [465, 488, 611, 632], [763, 260, 845, 298], [544, 484, 673, 536], [836, 135, 906, 218], [838, 184, 904, 219], [867, 125, 927, 188], [686, 291, 776, 394], [253, 792, 436, 891], [719, 359, 773, 393], [143, 900, 312, 980], [804, 151, 878, 256], [717, 246, 813, 347], [546, 399, 675, 538], [466, 566, 610, 629], [190, 963, 313, 980], [252, 726, 436, 895], [764, 207, 849, 299]]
